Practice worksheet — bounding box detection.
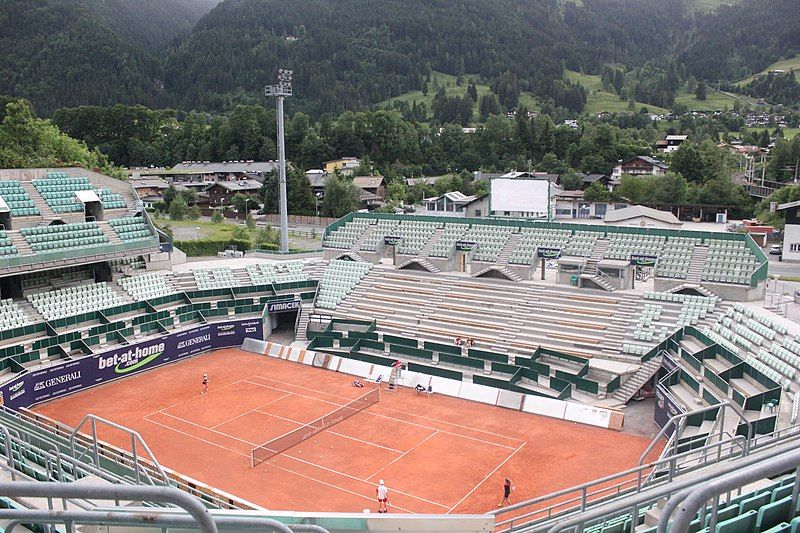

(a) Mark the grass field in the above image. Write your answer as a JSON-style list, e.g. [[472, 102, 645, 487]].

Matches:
[[737, 54, 800, 86], [565, 70, 669, 114], [673, 85, 755, 111], [567, 71, 754, 114], [154, 218, 239, 241], [382, 71, 539, 123], [740, 127, 800, 140]]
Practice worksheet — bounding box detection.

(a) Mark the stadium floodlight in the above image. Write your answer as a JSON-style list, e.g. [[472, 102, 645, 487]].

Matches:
[[264, 69, 293, 253]]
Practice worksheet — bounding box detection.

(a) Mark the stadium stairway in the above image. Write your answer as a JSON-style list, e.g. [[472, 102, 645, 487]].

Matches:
[[100, 222, 124, 245], [417, 227, 446, 257], [353, 224, 377, 252], [472, 264, 523, 281], [7, 231, 31, 256], [295, 302, 312, 341], [608, 354, 663, 406], [19, 181, 55, 220], [581, 238, 615, 292], [686, 244, 710, 284], [496, 232, 523, 264]]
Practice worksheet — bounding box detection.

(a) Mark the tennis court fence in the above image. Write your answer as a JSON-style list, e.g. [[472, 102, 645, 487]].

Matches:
[[250, 387, 380, 467]]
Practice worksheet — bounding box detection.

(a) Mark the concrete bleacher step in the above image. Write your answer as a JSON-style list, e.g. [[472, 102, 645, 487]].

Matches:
[[7, 230, 32, 256], [419, 227, 446, 256], [353, 225, 377, 252], [99, 222, 124, 245], [611, 355, 663, 404], [497, 232, 522, 263], [19, 180, 55, 218], [686, 244, 710, 284]]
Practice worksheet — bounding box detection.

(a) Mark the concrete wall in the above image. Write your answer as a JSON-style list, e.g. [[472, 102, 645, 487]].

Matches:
[[653, 277, 765, 302], [782, 224, 800, 262]]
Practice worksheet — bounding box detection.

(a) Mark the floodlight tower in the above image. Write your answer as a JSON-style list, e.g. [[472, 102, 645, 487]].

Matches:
[[265, 69, 293, 253]]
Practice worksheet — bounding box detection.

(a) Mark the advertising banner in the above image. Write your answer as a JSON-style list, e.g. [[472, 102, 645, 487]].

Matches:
[[0, 318, 263, 410], [537, 246, 562, 259], [630, 253, 658, 267], [267, 299, 301, 314], [653, 384, 684, 435], [383, 235, 402, 246], [455, 240, 477, 252]]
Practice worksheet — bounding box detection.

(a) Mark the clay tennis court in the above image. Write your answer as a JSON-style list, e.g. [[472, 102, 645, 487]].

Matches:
[[33, 348, 659, 514]]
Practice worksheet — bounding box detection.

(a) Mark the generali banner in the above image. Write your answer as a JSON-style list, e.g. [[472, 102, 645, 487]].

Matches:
[[0, 318, 263, 410]]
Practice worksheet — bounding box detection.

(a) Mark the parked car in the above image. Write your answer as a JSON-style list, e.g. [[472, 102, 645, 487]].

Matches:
[[769, 244, 782, 255]]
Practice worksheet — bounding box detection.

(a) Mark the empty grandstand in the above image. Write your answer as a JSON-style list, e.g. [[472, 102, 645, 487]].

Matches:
[[0, 187, 797, 533], [323, 213, 768, 300]]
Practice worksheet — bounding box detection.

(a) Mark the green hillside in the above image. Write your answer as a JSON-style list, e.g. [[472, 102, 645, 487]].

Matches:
[[565, 71, 668, 114], [737, 54, 800, 86], [565, 71, 755, 114], [382, 71, 539, 123], [673, 84, 756, 110]]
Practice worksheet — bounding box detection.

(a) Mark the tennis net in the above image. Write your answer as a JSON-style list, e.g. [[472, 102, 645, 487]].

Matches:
[[251, 386, 380, 466]]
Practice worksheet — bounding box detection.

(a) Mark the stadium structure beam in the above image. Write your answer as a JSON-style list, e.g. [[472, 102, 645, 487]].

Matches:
[[265, 69, 293, 253]]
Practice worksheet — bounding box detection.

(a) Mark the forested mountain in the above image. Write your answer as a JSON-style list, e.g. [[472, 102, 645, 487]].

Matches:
[[1, 0, 798, 117], [163, 0, 697, 115], [0, 1, 168, 115], [680, 0, 800, 82], [78, 0, 222, 50]]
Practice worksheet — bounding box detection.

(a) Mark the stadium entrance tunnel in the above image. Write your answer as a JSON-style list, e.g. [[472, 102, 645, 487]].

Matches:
[[264, 299, 302, 336]]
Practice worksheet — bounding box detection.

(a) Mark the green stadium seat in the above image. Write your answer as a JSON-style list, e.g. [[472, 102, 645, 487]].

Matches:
[[756, 496, 793, 531], [715, 510, 757, 533], [763, 524, 792, 533]]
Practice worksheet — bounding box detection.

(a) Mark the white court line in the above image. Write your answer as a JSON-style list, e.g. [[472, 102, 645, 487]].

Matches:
[[144, 377, 255, 419], [263, 462, 418, 514], [328, 431, 405, 454], [251, 408, 405, 455], [142, 417, 251, 459], [247, 375, 521, 449], [445, 442, 527, 514], [364, 430, 439, 481], [145, 408, 448, 511], [149, 411, 259, 447], [276, 451, 451, 511], [210, 392, 294, 429]]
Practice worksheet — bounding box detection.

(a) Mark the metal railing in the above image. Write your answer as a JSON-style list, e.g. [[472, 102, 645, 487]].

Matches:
[[538, 438, 800, 533], [492, 402, 762, 532], [491, 434, 749, 531], [69, 413, 169, 485], [659, 447, 800, 532]]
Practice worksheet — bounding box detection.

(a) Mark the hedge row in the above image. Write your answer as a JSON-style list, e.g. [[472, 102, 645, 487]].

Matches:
[[173, 238, 253, 257]]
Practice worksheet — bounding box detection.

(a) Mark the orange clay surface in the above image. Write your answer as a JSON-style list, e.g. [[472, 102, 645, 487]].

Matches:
[[34, 348, 661, 515]]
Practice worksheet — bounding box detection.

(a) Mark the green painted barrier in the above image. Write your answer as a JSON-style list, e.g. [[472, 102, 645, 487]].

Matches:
[[339, 338, 359, 348], [607, 375, 621, 394], [468, 348, 507, 363], [439, 353, 484, 370], [423, 340, 462, 355], [383, 334, 418, 348], [473, 374, 513, 390], [492, 361, 521, 376], [407, 361, 462, 381], [390, 344, 433, 361], [349, 332, 380, 341], [529, 360, 550, 375]]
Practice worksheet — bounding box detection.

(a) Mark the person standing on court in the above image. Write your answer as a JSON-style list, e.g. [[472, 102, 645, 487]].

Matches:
[[498, 478, 515, 507], [376, 479, 389, 513]]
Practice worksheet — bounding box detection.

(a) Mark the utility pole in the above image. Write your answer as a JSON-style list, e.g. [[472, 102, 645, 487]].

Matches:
[[265, 69, 293, 253]]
